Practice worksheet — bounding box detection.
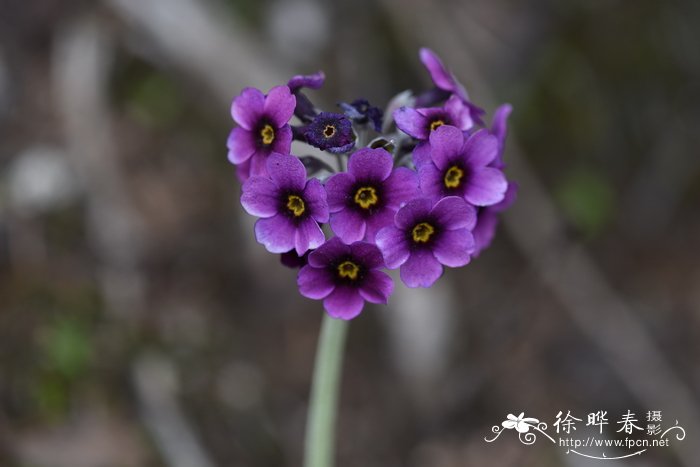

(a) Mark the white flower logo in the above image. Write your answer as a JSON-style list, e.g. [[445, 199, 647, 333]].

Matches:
[[502, 413, 540, 433]]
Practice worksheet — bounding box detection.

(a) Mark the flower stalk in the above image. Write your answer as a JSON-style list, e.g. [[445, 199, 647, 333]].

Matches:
[[303, 313, 349, 467]]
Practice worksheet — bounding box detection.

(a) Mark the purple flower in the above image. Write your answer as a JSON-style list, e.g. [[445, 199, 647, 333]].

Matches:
[[241, 153, 329, 255], [394, 95, 473, 142], [304, 112, 356, 153], [472, 182, 517, 257], [376, 197, 476, 288], [325, 148, 420, 243], [297, 237, 393, 319], [228, 86, 296, 180], [418, 126, 507, 206], [418, 48, 485, 124]]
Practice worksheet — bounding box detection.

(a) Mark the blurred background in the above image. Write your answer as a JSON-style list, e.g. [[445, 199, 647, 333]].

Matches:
[[1, 0, 699, 466]]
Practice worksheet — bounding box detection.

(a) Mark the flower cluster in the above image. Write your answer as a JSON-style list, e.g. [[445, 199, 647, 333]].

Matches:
[[228, 48, 516, 319]]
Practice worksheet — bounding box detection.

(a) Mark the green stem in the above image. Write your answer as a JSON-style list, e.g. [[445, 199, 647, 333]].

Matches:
[[303, 313, 349, 467]]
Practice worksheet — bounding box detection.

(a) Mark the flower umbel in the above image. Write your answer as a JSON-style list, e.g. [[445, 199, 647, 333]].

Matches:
[[228, 47, 516, 316]]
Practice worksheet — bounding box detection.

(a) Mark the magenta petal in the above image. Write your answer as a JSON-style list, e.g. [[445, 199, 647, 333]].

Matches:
[[349, 241, 385, 269], [491, 104, 512, 150], [323, 286, 365, 320], [325, 172, 355, 212], [330, 209, 366, 243], [465, 167, 508, 206], [429, 125, 464, 170], [412, 141, 432, 168], [254, 215, 296, 253], [383, 167, 420, 209], [364, 207, 396, 243], [472, 210, 499, 257], [234, 158, 251, 183], [227, 127, 256, 164], [232, 87, 265, 130], [270, 125, 293, 155], [240, 176, 280, 217], [264, 85, 296, 127], [249, 149, 271, 178], [394, 107, 429, 140], [399, 249, 443, 288], [295, 217, 325, 255], [419, 48, 455, 92], [347, 148, 393, 182], [298, 265, 335, 299], [395, 198, 432, 230], [266, 153, 306, 192], [308, 237, 350, 268], [431, 196, 477, 230], [463, 130, 498, 167], [358, 270, 393, 304], [444, 94, 473, 131], [432, 229, 474, 267], [376, 226, 410, 269], [303, 178, 329, 223], [417, 163, 445, 201]]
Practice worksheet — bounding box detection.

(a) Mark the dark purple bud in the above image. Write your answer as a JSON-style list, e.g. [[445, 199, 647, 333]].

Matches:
[[339, 99, 383, 132]]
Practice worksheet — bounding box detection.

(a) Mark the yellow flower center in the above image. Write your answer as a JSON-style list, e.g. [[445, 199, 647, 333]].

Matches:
[[260, 124, 275, 145], [286, 194, 305, 217], [354, 186, 379, 209], [337, 260, 360, 280], [429, 119, 445, 131], [444, 165, 464, 189], [323, 124, 337, 139], [411, 222, 435, 243]]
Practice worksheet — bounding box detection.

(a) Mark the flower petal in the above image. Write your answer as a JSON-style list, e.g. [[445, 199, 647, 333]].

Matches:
[[419, 48, 455, 93], [288, 71, 325, 91], [325, 172, 355, 212], [323, 286, 365, 320], [264, 85, 296, 127], [240, 176, 280, 217], [383, 167, 420, 209], [412, 141, 432, 168], [227, 127, 256, 164], [463, 129, 498, 168], [266, 153, 306, 192], [298, 265, 335, 299], [349, 241, 385, 269], [376, 226, 410, 269], [329, 209, 366, 243], [432, 229, 474, 267], [358, 270, 393, 304], [303, 178, 329, 223], [347, 148, 393, 182], [395, 198, 432, 230], [254, 215, 296, 253], [248, 149, 272, 178], [428, 125, 464, 170], [232, 87, 265, 130], [417, 163, 445, 201], [270, 124, 293, 155], [363, 207, 397, 243], [308, 237, 350, 268], [444, 94, 474, 131], [431, 196, 477, 230], [399, 249, 443, 288], [472, 210, 499, 257], [393, 106, 429, 140], [295, 217, 325, 255], [465, 167, 508, 206]]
